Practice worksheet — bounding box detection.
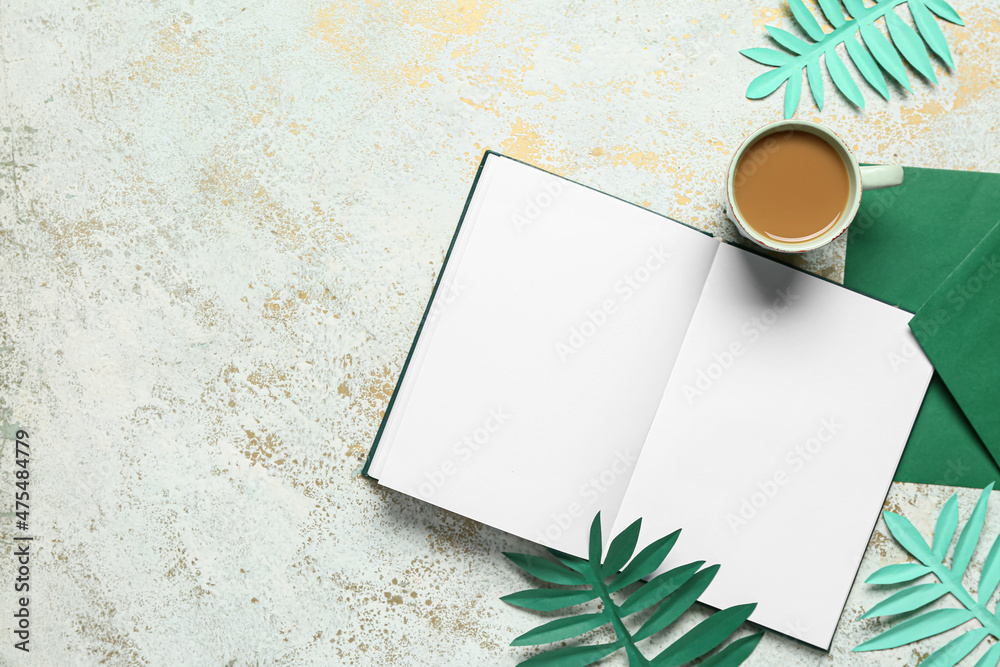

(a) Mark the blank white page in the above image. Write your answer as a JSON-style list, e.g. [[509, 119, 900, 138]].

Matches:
[[611, 242, 933, 649], [377, 153, 720, 554]]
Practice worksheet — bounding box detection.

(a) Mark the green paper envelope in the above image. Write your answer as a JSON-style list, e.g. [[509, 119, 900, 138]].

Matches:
[[845, 166, 1000, 488], [910, 220, 1000, 468]]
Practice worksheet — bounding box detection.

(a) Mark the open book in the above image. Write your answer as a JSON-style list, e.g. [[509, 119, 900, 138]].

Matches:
[[363, 152, 933, 649]]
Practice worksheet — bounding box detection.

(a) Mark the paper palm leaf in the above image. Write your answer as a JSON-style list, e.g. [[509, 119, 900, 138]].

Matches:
[[502, 513, 764, 666], [741, 0, 964, 118], [856, 484, 1000, 664]]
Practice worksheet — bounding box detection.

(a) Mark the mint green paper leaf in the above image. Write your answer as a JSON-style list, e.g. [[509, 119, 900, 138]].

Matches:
[[602, 518, 642, 576], [746, 68, 792, 99], [952, 483, 995, 579], [547, 548, 588, 574], [619, 561, 705, 617], [853, 608, 975, 651], [865, 562, 932, 584], [844, 35, 890, 100], [588, 513, 602, 570], [510, 612, 607, 647], [885, 11, 938, 84], [633, 565, 721, 642], [504, 553, 586, 586], [740, 47, 795, 67], [933, 493, 960, 560], [788, 0, 825, 41], [651, 603, 757, 667], [609, 529, 680, 593], [860, 22, 913, 91], [784, 69, 803, 119], [806, 56, 824, 110], [501, 588, 600, 612], [817, 0, 846, 28], [765, 25, 811, 54], [516, 641, 621, 667], [858, 485, 1000, 660], [978, 530, 1000, 604], [924, 0, 965, 26], [743, 0, 963, 116], [883, 510, 936, 565], [920, 627, 990, 667], [826, 51, 865, 108], [842, 0, 865, 18], [910, 0, 955, 68], [974, 642, 1000, 667], [697, 631, 766, 667], [860, 582, 948, 618]]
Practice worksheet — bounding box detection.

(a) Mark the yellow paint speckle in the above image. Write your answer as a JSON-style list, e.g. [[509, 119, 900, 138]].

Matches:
[[752, 5, 786, 28], [499, 119, 546, 164]]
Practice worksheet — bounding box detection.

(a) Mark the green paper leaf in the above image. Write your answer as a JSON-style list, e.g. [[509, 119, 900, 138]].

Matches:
[[697, 631, 766, 667], [842, 0, 866, 19], [547, 548, 588, 574], [788, 0, 825, 41], [501, 588, 600, 612], [804, 55, 824, 110], [910, 0, 955, 68], [853, 608, 976, 651], [974, 642, 1000, 667], [883, 510, 936, 565], [952, 483, 995, 579], [860, 22, 913, 91], [885, 10, 938, 84], [516, 641, 621, 667], [746, 68, 792, 99], [978, 530, 1000, 604], [609, 529, 680, 593], [784, 68, 802, 118], [633, 565, 721, 642], [933, 494, 960, 560], [619, 561, 705, 617], [844, 35, 890, 100], [924, 0, 965, 26], [603, 518, 642, 576], [765, 25, 811, 54], [510, 612, 608, 647], [860, 582, 948, 618], [588, 513, 602, 570], [817, 0, 846, 28], [650, 603, 757, 667], [825, 50, 865, 108], [740, 47, 795, 67], [920, 627, 990, 667], [502, 515, 762, 666], [504, 552, 586, 586], [865, 562, 932, 585]]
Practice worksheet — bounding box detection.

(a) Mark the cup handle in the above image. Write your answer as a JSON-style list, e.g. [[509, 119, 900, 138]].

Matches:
[[861, 165, 904, 191]]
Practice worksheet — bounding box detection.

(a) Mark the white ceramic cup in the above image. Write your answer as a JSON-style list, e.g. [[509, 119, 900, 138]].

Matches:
[[722, 119, 903, 253]]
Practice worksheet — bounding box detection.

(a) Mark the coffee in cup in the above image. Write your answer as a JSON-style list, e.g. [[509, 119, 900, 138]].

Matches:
[[733, 130, 850, 245], [722, 120, 904, 253]]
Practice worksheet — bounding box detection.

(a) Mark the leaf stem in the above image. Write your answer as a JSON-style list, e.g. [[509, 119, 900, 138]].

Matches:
[[772, 0, 909, 69], [586, 563, 649, 666], [932, 563, 1000, 637]]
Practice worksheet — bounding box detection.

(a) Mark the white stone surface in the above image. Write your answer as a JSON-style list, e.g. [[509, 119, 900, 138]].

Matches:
[[1, 0, 998, 664]]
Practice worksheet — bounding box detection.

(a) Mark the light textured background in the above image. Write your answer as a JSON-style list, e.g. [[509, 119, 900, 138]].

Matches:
[[1, 0, 999, 664]]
